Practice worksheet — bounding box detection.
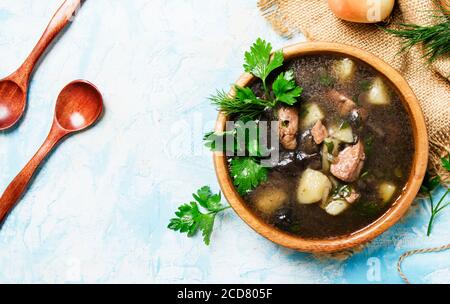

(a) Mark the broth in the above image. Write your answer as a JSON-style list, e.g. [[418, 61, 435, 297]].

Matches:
[[232, 55, 414, 239]]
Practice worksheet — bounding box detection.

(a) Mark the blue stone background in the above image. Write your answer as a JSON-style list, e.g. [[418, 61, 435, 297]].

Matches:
[[0, 0, 448, 283]]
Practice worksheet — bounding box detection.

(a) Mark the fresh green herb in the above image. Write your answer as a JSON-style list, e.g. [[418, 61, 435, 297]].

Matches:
[[318, 71, 335, 87], [360, 171, 369, 179], [421, 155, 450, 236], [209, 86, 268, 121], [204, 122, 268, 157], [300, 107, 309, 118], [441, 153, 450, 171], [203, 130, 236, 152], [339, 120, 350, 130], [356, 201, 381, 218], [383, 15, 450, 63], [209, 39, 303, 196], [230, 157, 268, 195], [168, 186, 230, 245], [211, 39, 303, 121], [420, 172, 441, 193], [325, 141, 335, 154], [333, 184, 352, 199], [352, 95, 361, 106], [364, 135, 374, 155], [272, 70, 303, 105], [243, 38, 284, 94], [359, 79, 372, 92]]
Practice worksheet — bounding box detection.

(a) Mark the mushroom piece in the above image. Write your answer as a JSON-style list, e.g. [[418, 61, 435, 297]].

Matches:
[[327, 90, 357, 116], [278, 106, 299, 150], [330, 141, 366, 182]]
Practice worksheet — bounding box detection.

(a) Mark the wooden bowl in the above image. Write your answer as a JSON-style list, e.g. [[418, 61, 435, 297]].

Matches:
[[213, 42, 428, 253]]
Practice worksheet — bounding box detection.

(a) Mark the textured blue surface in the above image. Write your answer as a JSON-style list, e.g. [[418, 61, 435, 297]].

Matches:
[[0, 0, 449, 284]]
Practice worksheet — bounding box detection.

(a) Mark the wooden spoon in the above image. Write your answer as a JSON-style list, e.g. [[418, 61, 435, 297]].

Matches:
[[0, 0, 83, 131], [0, 80, 103, 224]]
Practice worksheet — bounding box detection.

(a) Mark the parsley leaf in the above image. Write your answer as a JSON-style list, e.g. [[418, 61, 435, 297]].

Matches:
[[359, 79, 372, 92], [230, 157, 268, 195], [272, 70, 303, 105], [168, 202, 201, 237], [441, 153, 450, 171], [203, 130, 236, 152], [318, 70, 335, 87], [193, 186, 223, 212], [168, 186, 230, 245], [204, 121, 270, 157], [420, 172, 441, 193], [243, 38, 284, 92]]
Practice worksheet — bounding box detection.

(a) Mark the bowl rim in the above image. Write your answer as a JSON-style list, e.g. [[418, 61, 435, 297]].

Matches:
[[213, 41, 428, 253]]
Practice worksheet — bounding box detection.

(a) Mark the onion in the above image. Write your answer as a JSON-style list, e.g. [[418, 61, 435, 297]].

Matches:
[[327, 0, 395, 23]]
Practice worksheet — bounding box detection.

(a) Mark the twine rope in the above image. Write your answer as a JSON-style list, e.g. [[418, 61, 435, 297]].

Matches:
[[397, 243, 450, 284]]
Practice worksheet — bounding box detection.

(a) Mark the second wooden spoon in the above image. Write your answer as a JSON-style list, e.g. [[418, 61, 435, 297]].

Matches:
[[0, 80, 103, 225]]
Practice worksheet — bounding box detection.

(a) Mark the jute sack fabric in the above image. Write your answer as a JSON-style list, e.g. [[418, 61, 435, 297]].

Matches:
[[258, 0, 450, 181]]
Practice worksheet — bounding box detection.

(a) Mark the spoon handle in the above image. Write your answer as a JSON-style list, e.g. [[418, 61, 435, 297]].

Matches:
[[0, 126, 67, 223], [14, 0, 83, 86]]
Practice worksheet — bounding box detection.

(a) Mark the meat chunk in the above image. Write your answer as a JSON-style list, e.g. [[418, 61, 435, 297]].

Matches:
[[331, 141, 365, 182], [278, 106, 299, 150], [327, 90, 357, 116], [345, 188, 361, 204], [311, 120, 328, 144]]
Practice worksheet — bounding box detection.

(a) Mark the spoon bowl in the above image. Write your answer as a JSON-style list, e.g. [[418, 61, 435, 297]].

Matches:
[[55, 81, 103, 132], [0, 80, 103, 225], [0, 80, 26, 130]]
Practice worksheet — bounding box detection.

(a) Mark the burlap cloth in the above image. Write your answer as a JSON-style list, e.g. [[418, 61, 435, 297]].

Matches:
[[258, 0, 450, 181]]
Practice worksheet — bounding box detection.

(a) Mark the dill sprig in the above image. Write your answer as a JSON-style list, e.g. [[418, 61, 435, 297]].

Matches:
[[209, 88, 270, 121], [384, 14, 450, 63]]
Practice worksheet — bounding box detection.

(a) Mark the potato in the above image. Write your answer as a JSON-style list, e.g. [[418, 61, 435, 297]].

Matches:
[[325, 200, 350, 216], [327, 0, 395, 23], [301, 103, 325, 129], [329, 124, 354, 143], [332, 58, 356, 83], [378, 182, 397, 204], [365, 77, 390, 105], [252, 186, 288, 215], [297, 169, 332, 205]]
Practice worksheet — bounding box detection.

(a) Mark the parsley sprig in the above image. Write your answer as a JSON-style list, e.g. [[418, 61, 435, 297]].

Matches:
[[210, 38, 303, 121], [168, 186, 230, 245], [421, 154, 450, 236], [207, 38, 302, 196], [272, 70, 304, 105], [243, 38, 284, 94], [230, 157, 268, 195]]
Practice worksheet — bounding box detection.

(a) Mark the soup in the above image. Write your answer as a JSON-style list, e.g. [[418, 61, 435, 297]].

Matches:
[[231, 55, 414, 239]]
